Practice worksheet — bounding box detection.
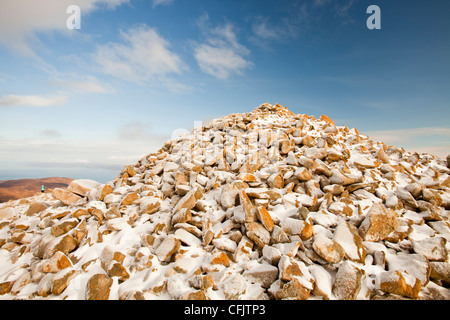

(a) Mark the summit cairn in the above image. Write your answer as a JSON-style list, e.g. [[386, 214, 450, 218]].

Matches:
[[1, 103, 449, 300]]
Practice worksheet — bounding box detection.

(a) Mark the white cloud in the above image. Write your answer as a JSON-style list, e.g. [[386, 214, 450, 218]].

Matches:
[[0, 0, 131, 56], [194, 15, 252, 79], [251, 16, 300, 44], [0, 94, 67, 107], [54, 74, 115, 94], [61, 80, 114, 94], [94, 25, 186, 88], [117, 121, 166, 141], [40, 129, 62, 138], [152, 0, 174, 8]]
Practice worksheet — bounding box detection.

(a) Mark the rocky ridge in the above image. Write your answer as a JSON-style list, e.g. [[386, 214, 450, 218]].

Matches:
[[0, 103, 449, 300]]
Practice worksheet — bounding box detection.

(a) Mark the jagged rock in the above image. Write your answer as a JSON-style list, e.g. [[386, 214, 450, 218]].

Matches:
[[359, 203, 399, 242], [42, 251, 72, 273], [86, 273, 113, 300], [312, 234, 345, 264], [51, 219, 79, 237], [243, 263, 279, 288], [26, 201, 50, 216], [0, 207, 17, 220], [378, 270, 421, 299], [412, 237, 448, 262], [68, 179, 101, 197], [333, 221, 366, 263], [52, 188, 83, 206], [44, 234, 78, 258], [155, 235, 181, 262], [52, 268, 81, 295], [332, 261, 363, 300], [221, 273, 247, 300]]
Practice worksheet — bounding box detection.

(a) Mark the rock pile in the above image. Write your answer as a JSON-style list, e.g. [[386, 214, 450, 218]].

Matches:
[[1, 103, 449, 300]]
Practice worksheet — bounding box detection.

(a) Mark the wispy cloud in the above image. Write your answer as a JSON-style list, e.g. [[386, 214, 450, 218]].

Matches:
[[39, 129, 62, 138], [94, 24, 186, 90], [250, 15, 301, 47], [0, 94, 67, 107], [362, 126, 450, 159], [0, 0, 132, 56], [55, 77, 115, 94], [152, 0, 173, 8], [117, 121, 167, 142], [194, 14, 253, 79]]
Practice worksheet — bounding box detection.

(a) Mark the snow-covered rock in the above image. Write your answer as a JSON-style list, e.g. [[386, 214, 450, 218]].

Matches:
[[0, 103, 449, 300]]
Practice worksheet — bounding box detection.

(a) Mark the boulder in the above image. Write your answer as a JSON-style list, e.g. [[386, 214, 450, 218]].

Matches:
[[221, 273, 247, 300], [412, 237, 448, 262], [51, 268, 81, 295], [52, 188, 83, 206], [312, 234, 345, 264], [67, 179, 101, 197], [86, 273, 113, 300], [333, 221, 366, 263], [359, 203, 399, 242], [243, 263, 279, 288], [26, 201, 50, 216], [155, 235, 181, 262], [332, 261, 363, 300], [378, 270, 421, 299]]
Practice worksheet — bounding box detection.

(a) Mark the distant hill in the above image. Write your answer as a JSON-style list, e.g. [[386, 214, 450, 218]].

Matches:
[[0, 177, 73, 203]]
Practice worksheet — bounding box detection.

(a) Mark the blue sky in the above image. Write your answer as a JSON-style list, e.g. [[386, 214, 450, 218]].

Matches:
[[0, 0, 449, 183]]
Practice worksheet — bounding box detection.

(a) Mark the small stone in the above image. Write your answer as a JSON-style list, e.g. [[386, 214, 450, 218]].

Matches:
[[51, 219, 79, 237], [312, 233, 345, 264], [173, 190, 197, 213], [97, 184, 113, 201], [155, 235, 181, 262], [140, 197, 161, 214], [333, 221, 366, 263], [234, 236, 254, 261], [86, 273, 113, 300], [51, 268, 81, 295], [359, 203, 399, 242], [188, 274, 215, 290], [332, 261, 363, 300], [255, 206, 274, 232], [273, 278, 310, 300], [0, 281, 14, 295], [42, 251, 72, 273], [280, 139, 295, 154], [246, 222, 271, 247], [267, 172, 284, 189], [26, 201, 49, 216], [412, 237, 448, 262], [243, 263, 279, 288], [378, 270, 421, 299], [68, 179, 101, 197], [121, 192, 139, 205], [295, 167, 312, 181], [52, 188, 83, 206], [221, 273, 247, 300], [11, 272, 31, 295], [44, 234, 77, 258]]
